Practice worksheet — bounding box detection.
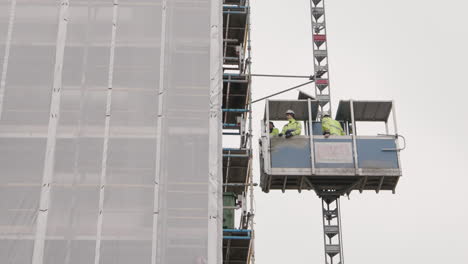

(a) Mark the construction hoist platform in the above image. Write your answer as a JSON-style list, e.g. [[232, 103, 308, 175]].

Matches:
[[258, 1, 406, 264]]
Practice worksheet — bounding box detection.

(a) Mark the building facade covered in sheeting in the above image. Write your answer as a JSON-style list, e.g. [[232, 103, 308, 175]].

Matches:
[[0, 0, 222, 263]]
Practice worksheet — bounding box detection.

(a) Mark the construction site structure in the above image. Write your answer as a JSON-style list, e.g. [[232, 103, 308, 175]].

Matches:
[[259, 1, 405, 264], [0, 0, 403, 263], [222, 0, 255, 263]]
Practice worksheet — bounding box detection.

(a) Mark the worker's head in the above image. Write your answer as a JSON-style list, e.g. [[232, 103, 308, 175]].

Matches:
[[285, 109, 295, 120], [322, 113, 330, 119], [269, 121, 274, 129]]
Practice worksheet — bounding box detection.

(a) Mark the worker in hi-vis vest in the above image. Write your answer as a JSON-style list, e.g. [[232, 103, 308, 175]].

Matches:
[[321, 113, 345, 138], [279, 109, 302, 138], [269, 121, 279, 136]]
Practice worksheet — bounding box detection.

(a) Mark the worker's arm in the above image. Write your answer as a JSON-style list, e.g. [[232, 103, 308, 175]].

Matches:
[[291, 122, 302, 135]]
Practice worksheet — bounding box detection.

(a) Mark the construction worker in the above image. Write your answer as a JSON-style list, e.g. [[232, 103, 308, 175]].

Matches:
[[279, 109, 302, 138], [322, 114, 345, 138], [269, 121, 279, 136]]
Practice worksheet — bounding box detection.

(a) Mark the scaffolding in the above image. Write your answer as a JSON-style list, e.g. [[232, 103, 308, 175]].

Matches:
[[222, 0, 255, 263]]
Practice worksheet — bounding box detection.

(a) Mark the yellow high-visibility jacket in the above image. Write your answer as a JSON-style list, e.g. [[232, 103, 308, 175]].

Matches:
[[270, 127, 279, 136], [322, 117, 345, 135], [281, 118, 302, 135]]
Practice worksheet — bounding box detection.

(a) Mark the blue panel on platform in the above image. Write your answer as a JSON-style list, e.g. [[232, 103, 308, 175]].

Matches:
[[357, 138, 399, 168], [312, 122, 323, 135], [269, 136, 399, 170], [270, 137, 311, 168]]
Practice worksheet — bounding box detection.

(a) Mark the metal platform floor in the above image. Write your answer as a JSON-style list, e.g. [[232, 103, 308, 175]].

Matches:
[[261, 174, 400, 196], [223, 148, 250, 195], [223, 229, 252, 264], [222, 74, 249, 125], [223, 5, 248, 59]]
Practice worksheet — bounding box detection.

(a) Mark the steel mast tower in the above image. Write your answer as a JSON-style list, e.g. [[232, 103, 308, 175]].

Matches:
[[311, 0, 331, 118], [310, 1, 344, 263]]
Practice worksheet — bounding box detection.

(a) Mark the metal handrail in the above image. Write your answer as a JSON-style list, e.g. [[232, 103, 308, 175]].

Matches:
[[381, 134, 406, 152]]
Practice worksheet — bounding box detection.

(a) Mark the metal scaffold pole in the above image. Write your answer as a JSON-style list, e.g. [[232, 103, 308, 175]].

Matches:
[[247, 2, 255, 263]]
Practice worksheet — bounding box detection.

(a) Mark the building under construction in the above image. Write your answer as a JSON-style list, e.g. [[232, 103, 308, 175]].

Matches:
[[0, 0, 403, 263]]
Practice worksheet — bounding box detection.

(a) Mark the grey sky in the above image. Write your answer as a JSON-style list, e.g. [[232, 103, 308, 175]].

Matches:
[[248, 0, 468, 263]]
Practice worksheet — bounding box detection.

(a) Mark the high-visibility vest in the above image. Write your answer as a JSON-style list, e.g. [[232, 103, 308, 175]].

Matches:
[[322, 117, 345, 135], [270, 127, 279, 136], [281, 118, 302, 135]]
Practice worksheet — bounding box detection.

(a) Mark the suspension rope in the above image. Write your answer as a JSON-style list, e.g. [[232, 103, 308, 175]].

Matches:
[[250, 80, 314, 104]]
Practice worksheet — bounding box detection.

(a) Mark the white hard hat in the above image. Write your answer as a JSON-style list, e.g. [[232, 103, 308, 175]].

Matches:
[[285, 109, 295, 115]]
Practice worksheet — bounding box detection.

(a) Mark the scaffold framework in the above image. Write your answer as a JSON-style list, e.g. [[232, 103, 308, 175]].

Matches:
[[222, 0, 255, 263]]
